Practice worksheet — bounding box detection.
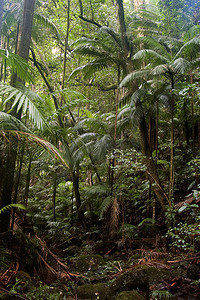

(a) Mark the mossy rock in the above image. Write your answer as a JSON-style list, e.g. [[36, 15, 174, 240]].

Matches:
[[15, 270, 32, 283], [138, 265, 172, 285], [116, 291, 145, 300], [76, 283, 110, 300], [110, 268, 149, 295], [75, 254, 104, 272]]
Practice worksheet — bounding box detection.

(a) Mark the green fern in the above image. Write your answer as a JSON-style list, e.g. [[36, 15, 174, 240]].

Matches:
[[0, 49, 34, 83], [0, 203, 26, 215], [0, 82, 49, 130]]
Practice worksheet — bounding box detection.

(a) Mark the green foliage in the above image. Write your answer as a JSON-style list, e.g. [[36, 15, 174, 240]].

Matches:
[[0, 49, 34, 83], [26, 284, 67, 300], [0, 203, 26, 215], [0, 82, 50, 130], [166, 222, 200, 252], [150, 289, 173, 299]]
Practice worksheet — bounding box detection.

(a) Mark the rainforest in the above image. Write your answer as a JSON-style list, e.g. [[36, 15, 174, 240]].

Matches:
[[0, 0, 200, 299]]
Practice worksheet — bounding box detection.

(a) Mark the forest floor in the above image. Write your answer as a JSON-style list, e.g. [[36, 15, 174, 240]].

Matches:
[[0, 232, 200, 300]]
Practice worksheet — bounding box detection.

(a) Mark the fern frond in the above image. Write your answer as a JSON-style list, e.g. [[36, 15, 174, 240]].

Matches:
[[133, 49, 170, 64], [0, 130, 69, 168], [0, 203, 26, 215], [171, 58, 190, 74], [34, 13, 61, 41], [0, 49, 34, 83], [0, 112, 29, 131], [119, 70, 150, 87], [0, 82, 49, 130], [100, 196, 112, 218]]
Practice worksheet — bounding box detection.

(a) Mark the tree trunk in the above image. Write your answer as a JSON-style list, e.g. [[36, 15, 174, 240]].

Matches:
[[72, 171, 87, 229], [0, 0, 4, 44], [0, 0, 35, 233], [169, 75, 175, 204]]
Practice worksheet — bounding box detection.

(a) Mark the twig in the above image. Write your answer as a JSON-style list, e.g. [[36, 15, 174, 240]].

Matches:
[[167, 256, 200, 264]]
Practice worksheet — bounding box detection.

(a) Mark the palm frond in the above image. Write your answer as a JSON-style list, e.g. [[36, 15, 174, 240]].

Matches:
[[85, 184, 109, 197], [93, 134, 114, 161], [150, 64, 170, 76], [117, 106, 131, 119], [0, 204, 26, 215], [119, 70, 150, 87], [0, 49, 34, 83], [173, 37, 200, 60], [134, 37, 170, 58], [34, 13, 61, 41], [133, 49, 170, 64], [100, 196, 112, 218], [171, 58, 190, 74], [0, 130, 69, 168], [185, 25, 200, 40], [73, 45, 108, 58], [0, 82, 49, 130], [0, 112, 29, 131]]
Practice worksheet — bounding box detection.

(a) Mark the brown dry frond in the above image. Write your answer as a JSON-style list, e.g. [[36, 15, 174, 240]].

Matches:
[[109, 198, 120, 236]]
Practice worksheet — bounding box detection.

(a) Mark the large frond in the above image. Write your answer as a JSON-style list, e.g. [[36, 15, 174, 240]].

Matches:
[[119, 70, 150, 87], [0, 130, 69, 168], [0, 112, 29, 131], [134, 37, 170, 58], [173, 37, 200, 60], [133, 49, 170, 64], [0, 49, 34, 83], [34, 13, 61, 41], [171, 58, 190, 74], [151, 64, 170, 76], [93, 134, 114, 161], [0, 82, 49, 130]]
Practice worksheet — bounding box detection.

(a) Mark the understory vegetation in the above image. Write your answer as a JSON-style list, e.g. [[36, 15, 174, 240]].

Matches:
[[0, 0, 200, 299]]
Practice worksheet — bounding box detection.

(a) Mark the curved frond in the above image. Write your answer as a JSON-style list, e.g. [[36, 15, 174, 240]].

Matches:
[[0, 130, 69, 168], [0, 112, 29, 131], [151, 64, 170, 76], [173, 37, 200, 60], [133, 49, 170, 64], [0, 49, 34, 83], [93, 134, 114, 161], [134, 37, 170, 58], [119, 70, 150, 87], [100, 196, 112, 218], [171, 58, 190, 74], [0, 82, 49, 130], [34, 13, 61, 41], [0, 204, 26, 215]]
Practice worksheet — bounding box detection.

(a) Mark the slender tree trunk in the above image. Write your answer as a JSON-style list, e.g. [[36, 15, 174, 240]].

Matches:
[[0, 0, 4, 45], [52, 175, 57, 221], [11, 141, 25, 230], [23, 156, 32, 225], [169, 75, 175, 204], [72, 170, 87, 229]]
